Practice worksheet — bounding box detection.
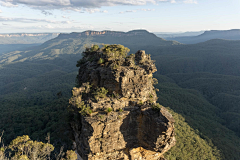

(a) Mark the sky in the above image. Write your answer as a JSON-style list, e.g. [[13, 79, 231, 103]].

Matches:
[[0, 0, 239, 33]]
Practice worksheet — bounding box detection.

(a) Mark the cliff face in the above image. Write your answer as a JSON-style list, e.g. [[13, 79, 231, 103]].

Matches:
[[58, 30, 158, 39], [69, 45, 176, 160]]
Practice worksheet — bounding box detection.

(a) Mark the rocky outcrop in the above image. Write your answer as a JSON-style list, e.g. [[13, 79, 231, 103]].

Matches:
[[69, 45, 176, 160]]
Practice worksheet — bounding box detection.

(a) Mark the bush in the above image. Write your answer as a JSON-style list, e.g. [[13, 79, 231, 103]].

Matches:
[[0, 134, 77, 160], [118, 108, 123, 112], [91, 45, 99, 52], [105, 107, 113, 113], [102, 44, 130, 59], [149, 93, 153, 98], [98, 58, 104, 64], [8, 135, 54, 160], [138, 101, 143, 105], [152, 103, 162, 111], [79, 105, 92, 116], [94, 87, 108, 100], [112, 64, 119, 70]]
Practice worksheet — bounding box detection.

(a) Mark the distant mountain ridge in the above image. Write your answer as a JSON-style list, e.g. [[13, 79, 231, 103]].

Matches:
[[0, 33, 59, 44], [0, 29, 179, 65], [155, 31, 204, 39], [0, 33, 59, 38], [59, 30, 157, 37], [165, 29, 240, 44], [57, 30, 172, 44]]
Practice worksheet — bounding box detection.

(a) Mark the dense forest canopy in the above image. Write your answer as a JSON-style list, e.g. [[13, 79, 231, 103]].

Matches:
[[0, 31, 240, 159]]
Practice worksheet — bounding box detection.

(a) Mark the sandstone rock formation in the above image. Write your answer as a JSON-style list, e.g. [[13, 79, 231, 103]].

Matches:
[[68, 44, 176, 160]]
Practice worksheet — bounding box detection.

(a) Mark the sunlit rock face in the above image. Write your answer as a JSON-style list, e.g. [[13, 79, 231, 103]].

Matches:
[[69, 45, 176, 160]]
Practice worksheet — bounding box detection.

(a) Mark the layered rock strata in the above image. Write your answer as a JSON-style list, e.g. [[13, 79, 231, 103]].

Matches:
[[69, 45, 176, 160]]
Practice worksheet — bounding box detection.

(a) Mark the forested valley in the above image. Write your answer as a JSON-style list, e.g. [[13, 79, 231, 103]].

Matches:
[[1, 30, 240, 159]]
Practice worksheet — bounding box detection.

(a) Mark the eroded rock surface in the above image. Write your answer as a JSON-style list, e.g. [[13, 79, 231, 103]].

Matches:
[[69, 45, 176, 160]]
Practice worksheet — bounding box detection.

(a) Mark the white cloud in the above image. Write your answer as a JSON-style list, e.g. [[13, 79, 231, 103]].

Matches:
[[119, 8, 155, 14], [84, 8, 100, 14], [183, 0, 198, 4], [38, 24, 55, 29], [0, 0, 198, 11], [140, 9, 155, 11], [100, 10, 108, 13], [126, 10, 137, 13], [0, 9, 2, 13], [0, 16, 72, 24], [32, 24, 95, 30], [0, 0, 155, 9], [0, 1, 18, 7]]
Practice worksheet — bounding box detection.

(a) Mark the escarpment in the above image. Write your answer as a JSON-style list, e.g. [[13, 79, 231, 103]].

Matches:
[[68, 44, 176, 160]]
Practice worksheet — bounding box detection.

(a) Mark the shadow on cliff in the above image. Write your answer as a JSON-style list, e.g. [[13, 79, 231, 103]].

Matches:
[[75, 115, 94, 159], [120, 107, 167, 151]]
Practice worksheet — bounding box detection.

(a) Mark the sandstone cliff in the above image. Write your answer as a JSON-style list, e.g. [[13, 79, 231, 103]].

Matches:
[[58, 30, 154, 38], [68, 44, 176, 160]]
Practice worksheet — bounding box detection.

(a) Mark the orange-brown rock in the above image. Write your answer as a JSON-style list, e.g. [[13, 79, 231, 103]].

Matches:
[[68, 45, 176, 160]]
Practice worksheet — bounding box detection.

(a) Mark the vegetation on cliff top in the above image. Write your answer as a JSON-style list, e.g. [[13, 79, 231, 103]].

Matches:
[[70, 44, 159, 118]]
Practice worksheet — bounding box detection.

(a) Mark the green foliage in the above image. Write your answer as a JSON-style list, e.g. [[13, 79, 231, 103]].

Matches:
[[155, 74, 240, 160], [151, 103, 162, 111], [79, 105, 92, 116], [166, 72, 240, 137], [91, 45, 99, 52], [118, 108, 123, 112], [98, 115, 104, 119], [126, 53, 135, 59], [82, 44, 100, 58], [102, 44, 130, 59], [152, 78, 158, 85], [0, 95, 73, 152], [111, 63, 119, 70], [75, 100, 85, 109], [138, 101, 143, 105], [8, 135, 54, 160], [98, 58, 104, 64], [149, 93, 153, 98], [75, 100, 92, 116], [0, 134, 77, 160], [165, 109, 221, 160], [105, 107, 113, 113], [94, 87, 108, 100], [1, 30, 240, 160]]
